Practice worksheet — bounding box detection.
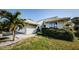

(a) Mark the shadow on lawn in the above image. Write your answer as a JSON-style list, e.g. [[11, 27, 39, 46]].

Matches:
[[0, 37, 12, 42], [3, 32, 25, 36], [0, 32, 25, 42]]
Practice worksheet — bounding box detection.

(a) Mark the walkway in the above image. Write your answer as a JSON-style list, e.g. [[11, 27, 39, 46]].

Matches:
[[0, 34, 36, 47]]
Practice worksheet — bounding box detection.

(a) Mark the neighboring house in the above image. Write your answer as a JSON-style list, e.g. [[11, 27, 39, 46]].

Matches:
[[37, 17, 70, 31], [18, 19, 38, 34]]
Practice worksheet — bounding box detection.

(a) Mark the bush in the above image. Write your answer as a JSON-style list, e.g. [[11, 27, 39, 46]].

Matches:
[[37, 32, 43, 35], [75, 31, 79, 37], [42, 28, 74, 41]]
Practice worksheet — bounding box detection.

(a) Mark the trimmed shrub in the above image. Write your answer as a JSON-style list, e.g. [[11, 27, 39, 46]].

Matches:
[[42, 28, 74, 41]]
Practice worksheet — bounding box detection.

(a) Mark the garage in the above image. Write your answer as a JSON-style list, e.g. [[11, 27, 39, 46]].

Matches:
[[18, 19, 38, 34]]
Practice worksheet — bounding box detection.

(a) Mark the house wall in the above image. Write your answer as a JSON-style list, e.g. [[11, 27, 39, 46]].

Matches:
[[26, 28, 36, 34], [45, 22, 64, 29], [57, 22, 64, 29]]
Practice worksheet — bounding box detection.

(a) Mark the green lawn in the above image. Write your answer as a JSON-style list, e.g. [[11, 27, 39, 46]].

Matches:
[[0, 35, 79, 50]]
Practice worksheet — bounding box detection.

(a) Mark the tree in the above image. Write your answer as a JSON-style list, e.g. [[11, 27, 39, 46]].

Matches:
[[64, 20, 75, 40], [72, 17, 79, 31], [0, 10, 27, 40]]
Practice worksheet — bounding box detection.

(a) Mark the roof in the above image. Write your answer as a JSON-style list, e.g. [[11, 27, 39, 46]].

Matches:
[[38, 17, 70, 23], [46, 17, 70, 22], [25, 19, 38, 25]]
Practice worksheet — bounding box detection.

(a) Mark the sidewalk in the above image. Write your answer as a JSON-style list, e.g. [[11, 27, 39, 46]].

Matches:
[[0, 34, 36, 47]]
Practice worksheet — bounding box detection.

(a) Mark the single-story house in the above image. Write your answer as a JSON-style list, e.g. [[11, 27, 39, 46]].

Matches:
[[18, 19, 38, 34], [37, 17, 70, 31]]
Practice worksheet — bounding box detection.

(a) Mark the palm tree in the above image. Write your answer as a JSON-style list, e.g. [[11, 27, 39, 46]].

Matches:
[[0, 20, 8, 38], [0, 10, 27, 41]]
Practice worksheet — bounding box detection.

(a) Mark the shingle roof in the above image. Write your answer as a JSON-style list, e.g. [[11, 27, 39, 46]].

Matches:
[[38, 17, 70, 23], [45, 17, 70, 22]]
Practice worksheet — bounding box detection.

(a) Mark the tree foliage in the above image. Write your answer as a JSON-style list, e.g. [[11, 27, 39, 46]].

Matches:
[[0, 10, 27, 40]]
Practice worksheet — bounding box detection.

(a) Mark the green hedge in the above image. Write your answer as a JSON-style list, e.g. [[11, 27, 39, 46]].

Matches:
[[42, 28, 74, 41]]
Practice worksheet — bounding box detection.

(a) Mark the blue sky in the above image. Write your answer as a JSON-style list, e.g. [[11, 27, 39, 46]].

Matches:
[[7, 9, 79, 21]]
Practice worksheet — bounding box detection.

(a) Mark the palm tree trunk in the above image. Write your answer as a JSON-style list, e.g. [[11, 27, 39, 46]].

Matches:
[[12, 30, 16, 41]]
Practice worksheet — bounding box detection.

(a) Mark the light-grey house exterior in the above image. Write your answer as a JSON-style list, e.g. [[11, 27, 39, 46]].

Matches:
[[37, 17, 70, 31]]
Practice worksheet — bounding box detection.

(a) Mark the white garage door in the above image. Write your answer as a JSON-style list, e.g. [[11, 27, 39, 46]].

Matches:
[[26, 28, 36, 34]]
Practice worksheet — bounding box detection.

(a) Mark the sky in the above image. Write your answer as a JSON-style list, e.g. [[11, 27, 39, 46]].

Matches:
[[6, 9, 79, 21]]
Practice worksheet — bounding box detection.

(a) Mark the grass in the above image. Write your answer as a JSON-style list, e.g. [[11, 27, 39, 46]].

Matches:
[[0, 35, 79, 50]]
